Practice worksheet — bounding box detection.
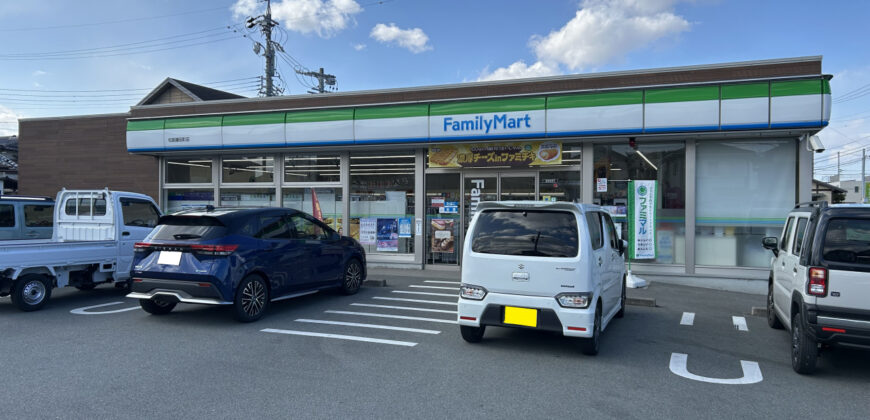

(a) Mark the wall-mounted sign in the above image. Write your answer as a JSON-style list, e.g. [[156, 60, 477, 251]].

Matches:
[[597, 178, 608, 192], [428, 141, 561, 168]]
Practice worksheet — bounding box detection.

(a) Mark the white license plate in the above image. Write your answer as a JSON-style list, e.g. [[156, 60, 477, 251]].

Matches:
[[157, 251, 182, 266]]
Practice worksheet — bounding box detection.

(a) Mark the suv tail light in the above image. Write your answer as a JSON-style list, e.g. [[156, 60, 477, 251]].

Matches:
[[190, 244, 239, 256], [134, 242, 153, 252], [807, 267, 827, 297]]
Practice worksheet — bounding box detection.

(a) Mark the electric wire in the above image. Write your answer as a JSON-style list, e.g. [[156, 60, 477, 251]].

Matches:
[[0, 6, 228, 32]]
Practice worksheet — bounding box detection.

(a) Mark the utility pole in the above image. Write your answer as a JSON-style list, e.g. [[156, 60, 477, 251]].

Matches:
[[862, 148, 867, 204], [246, 0, 279, 96], [296, 67, 336, 94], [837, 151, 841, 181]]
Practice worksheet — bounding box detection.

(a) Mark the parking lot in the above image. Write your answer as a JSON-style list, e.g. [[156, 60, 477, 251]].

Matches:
[[2, 270, 868, 419]]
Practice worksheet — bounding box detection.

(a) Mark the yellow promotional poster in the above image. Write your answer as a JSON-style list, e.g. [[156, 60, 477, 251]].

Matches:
[[428, 141, 561, 168]]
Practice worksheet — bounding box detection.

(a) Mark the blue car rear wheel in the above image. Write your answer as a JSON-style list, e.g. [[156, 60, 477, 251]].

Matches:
[[340, 260, 363, 295], [234, 274, 269, 322]]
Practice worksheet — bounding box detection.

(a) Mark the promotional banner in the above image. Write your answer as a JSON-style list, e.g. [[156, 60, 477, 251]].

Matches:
[[430, 218, 455, 253], [359, 218, 377, 245], [376, 218, 398, 252], [428, 141, 561, 168], [398, 217, 412, 238], [627, 180, 657, 260]]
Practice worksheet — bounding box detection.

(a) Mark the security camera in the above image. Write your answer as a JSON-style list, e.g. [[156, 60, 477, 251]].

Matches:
[[807, 135, 825, 153]]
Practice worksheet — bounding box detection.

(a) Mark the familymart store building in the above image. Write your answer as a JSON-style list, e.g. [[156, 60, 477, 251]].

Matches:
[[124, 57, 831, 280]]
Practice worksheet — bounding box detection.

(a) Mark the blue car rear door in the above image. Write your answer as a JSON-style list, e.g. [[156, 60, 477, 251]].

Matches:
[[254, 212, 308, 295], [288, 213, 343, 287]]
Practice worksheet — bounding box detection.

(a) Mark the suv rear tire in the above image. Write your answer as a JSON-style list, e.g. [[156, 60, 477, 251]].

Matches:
[[340, 259, 363, 295], [234, 274, 270, 322], [460, 325, 485, 343], [140, 298, 176, 315], [791, 312, 818, 374]]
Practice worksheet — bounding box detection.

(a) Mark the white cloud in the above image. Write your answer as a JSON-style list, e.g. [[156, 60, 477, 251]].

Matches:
[[353, 43, 366, 51], [370, 23, 432, 54], [478, 61, 560, 82], [479, 0, 690, 81], [232, 0, 362, 38], [0, 105, 23, 136], [32, 70, 47, 77]]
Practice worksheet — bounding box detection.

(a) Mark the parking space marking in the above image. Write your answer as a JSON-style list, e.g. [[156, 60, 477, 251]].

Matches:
[[262, 328, 418, 347], [373, 297, 457, 306], [392, 291, 456, 297], [680, 312, 695, 326], [70, 302, 141, 315], [669, 353, 763, 385], [732, 316, 748, 331], [294, 319, 441, 334], [424, 281, 461, 285], [325, 310, 457, 324], [409, 285, 459, 290], [351, 303, 457, 314]]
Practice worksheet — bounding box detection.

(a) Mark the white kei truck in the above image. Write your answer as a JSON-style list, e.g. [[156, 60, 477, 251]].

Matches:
[[0, 189, 161, 311]]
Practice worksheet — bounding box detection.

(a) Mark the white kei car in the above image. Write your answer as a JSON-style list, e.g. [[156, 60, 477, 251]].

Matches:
[[457, 201, 627, 355]]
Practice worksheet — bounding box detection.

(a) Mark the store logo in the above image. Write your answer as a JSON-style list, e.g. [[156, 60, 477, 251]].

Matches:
[[168, 136, 190, 143], [638, 185, 648, 197], [469, 179, 484, 216], [638, 184, 649, 235], [442, 113, 531, 134]]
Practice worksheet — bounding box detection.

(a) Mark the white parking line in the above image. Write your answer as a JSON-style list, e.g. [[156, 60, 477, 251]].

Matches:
[[424, 281, 461, 285], [294, 319, 441, 334], [680, 312, 695, 326], [325, 310, 457, 324], [392, 290, 456, 297], [351, 303, 457, 314], [732, 316, 749, 331], [409, 285, 459, 290], [669, 353, 763, 384], [373, 297, 457, 306], [262, 328, 418, 347], [70, 302, 141, 315]]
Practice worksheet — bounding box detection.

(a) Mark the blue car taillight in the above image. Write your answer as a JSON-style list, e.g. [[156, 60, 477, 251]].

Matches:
[[134, 242, 153, 253], [190, 244, 239, 256]]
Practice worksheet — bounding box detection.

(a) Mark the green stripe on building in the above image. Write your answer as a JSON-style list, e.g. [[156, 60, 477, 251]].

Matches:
[[721, 83, 769, 100], [645, 86, 719, 104], [429, 97, 545, 116], [771, 80, 821, 97], [285, 109, 354, 123], [164, 116, 223, 129], [354, 104, 429, 120], [127, 119, 164, 131], [547, 91, 642, 109], [222, 112, 285, 127], [822, 79, 831, 95]]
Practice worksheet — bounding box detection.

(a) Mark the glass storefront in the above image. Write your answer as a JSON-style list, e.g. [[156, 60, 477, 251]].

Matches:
[[219, 188, 277, 207], [222, 156, 274, 183], [426, 173, 461, 265], [166, 158, 212, 183], [165, 188, 215, 213], [593, 142, 686, 265], [284, 153, 340, 183], [283, 187, 343, 233], [350, 152, 415, 256], [695, 139, 795, 268]]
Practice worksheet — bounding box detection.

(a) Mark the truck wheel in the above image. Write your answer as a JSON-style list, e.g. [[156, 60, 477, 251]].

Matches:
[[767, 282, 783, 329], [460, 325, 486, 343], [233, 274, 270, 322], [12, 274, 52, 312], [580, 304, 601, 356], [139, 298, 176, 315], [791, 312, 818, 374]]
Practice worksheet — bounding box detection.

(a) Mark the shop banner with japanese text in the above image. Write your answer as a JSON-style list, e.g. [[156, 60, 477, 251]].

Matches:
[[628, 180, 657, 260], [428, 141, 561, 168]]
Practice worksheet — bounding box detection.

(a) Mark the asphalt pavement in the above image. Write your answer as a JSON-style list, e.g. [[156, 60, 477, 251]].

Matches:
[[1, 270, 868, 419]]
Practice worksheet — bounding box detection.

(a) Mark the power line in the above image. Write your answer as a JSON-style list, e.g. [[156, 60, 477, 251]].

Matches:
[[0, 35, 242, 61], [0, 77, 260, 94], [0, 6, 228, 32]]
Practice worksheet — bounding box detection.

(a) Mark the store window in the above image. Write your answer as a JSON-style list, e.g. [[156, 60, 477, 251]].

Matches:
[[284, 153, 340, 183], [539, 145, 582, 202], [166, 158, 212, 184], [695, 139, 795, 268], [166, 189, 215, 213], [222, 156, 274, 183], [350, 152, 415, 255], [220, 188, 277, 208], [593, 142, 686, 265], [426, 173, 460, 264], [283, 187, 343, 233]]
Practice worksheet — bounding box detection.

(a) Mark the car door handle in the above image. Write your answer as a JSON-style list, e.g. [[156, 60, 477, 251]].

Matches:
[[598, 257, 603, 266], [122, 231, 130, 236]]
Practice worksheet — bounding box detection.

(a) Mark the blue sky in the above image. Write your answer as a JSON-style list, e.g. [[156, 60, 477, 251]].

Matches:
[[1, 0, 869, 180]]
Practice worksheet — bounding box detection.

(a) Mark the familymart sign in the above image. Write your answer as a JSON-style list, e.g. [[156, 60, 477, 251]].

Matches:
[[628, 180, 657, 260]]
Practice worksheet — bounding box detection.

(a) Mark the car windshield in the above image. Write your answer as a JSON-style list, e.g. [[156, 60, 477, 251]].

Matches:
[[150, 216, 227, 241], [822, 218, 870, 267], [471, 210, 578, 257]]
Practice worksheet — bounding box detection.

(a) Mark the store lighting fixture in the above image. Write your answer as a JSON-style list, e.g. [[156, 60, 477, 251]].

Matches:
[[352, 172, 414, 175], [168, 162, 210, 168], [285, 156, 340, 161], [350, 163, 415, 167], [635, 151, 658, 171], [350, 155, 414, 159]]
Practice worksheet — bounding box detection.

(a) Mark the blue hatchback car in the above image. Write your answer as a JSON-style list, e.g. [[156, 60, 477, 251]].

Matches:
[[127, 207, 366, 322]]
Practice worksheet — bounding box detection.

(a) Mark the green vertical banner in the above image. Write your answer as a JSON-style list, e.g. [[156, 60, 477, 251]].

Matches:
[[629, 180, 657, 260]]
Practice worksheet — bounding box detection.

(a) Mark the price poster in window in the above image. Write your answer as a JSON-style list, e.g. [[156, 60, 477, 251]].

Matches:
[[398, 217, 412, 238], [376, 218, 399, 252], [359, 218, 377, 245]]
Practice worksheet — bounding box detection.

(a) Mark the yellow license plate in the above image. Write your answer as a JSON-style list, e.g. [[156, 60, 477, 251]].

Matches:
[[503, 306, 537, 327]]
